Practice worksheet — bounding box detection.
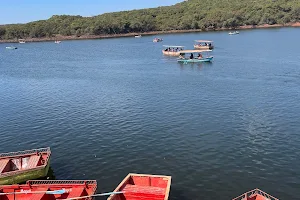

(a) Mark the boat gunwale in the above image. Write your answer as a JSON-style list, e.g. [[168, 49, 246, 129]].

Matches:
[[107, 173, 172, 200]]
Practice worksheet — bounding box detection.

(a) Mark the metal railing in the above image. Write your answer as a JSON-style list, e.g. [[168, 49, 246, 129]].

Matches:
[[27, 180, 97, 186], [0, 147, 50, 158], [232, 188, 279, 200]]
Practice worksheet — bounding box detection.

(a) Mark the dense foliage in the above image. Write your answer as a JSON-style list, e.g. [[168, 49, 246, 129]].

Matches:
[[1, 0, 300, 40]]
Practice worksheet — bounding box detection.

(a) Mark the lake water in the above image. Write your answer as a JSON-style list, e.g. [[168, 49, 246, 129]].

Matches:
[[0, 28, 300, 199]]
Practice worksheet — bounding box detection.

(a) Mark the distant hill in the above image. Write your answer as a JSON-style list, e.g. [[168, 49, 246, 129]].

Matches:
[[1, 0, 300, 40]]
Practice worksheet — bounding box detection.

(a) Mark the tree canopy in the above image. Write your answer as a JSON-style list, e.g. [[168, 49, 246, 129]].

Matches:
[[1, 0, 300, 40]]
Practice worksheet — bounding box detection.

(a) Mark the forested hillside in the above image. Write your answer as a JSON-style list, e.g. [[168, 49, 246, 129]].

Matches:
[[1, 0, 300, 40]]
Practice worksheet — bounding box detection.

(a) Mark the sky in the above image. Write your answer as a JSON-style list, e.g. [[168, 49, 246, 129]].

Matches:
[[0, 0, 183, 25]]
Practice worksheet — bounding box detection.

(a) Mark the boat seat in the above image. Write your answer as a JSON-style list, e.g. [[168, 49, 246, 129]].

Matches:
[[26, 155, 41, 169], [67, 187, 85, 198], [123, 185, 166, 200], [30, 187, 49, 200], [0, 159, 10, 173]]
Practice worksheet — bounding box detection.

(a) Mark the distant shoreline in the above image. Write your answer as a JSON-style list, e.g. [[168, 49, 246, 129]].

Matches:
[[1, 23, 299, 43]]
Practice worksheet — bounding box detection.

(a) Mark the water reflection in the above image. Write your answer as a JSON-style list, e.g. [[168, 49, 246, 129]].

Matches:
[[178, 62, 213, 70]]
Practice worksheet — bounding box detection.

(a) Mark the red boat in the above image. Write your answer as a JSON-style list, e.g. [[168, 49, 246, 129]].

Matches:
[[232, 188, 279, 200], [107, 173, 171, 200], [0, 180, 97, 200], [0, 148, 51, 185]]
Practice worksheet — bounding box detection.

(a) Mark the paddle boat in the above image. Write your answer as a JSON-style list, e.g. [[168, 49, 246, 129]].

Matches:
[[232, 188, 278, 200], [0, 180, 97, 200], [135, 35, 142, 38], [54, 40, 61, 44], [229, 31, 239, 35], [177, 50, 213, 63], [18, 39, 26, 44], [162, 45, 185, 56], [6, 46, 17, 50], [107, 173, 172, 200], [194, 40, 214, 50], [0, 148, 51, 185], [153, 38, 163, 42]]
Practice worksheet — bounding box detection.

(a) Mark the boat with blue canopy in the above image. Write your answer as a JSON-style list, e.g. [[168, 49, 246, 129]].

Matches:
[[177, 50, 213, 63]]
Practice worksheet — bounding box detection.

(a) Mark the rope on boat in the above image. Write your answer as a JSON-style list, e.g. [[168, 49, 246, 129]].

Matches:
[[0, 189, 66, 195], [62, 191, 124, 200]]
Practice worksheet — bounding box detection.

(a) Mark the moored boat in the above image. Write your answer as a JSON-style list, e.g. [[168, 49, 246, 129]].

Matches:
[[135, 35, 142, 38], [194, 40, 214, 50], [232, 188, 278, 200], [177, 50, 213, 63], [107, 173, 172, 200], [229, 31, 240, 35], [162, 45, 185, 56], [5, 46, 17, 50], [0, 148, 51, 185], [153, 38, 163, 42], [54, 40, 61, 44], [0, 180, 97, 200], [19, 39, 26, 44]]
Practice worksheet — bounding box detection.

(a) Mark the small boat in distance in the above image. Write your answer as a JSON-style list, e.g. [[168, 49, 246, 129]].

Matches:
[[6, 46, 17, 50], [153, 38, 163, 42], [19, 39, 26, 44], [0, 147, 51, 185], [162, 45, 185, 56], [229, 31, 240, 35], [177, 50, 213, 63], [135, 35, 142, 38], [232, 188, 278, 200], [194, 40, 214, 50], [54, 40, 61, 44], [108, 173, 172, 200], [0, 180, 97, 200]]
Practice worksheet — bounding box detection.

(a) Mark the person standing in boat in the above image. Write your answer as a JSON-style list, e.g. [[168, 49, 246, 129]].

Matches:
[[190, 53, 194, 59]]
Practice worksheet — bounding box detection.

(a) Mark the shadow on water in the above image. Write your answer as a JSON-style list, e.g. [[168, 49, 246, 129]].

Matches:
[[36, 167, 56, 180], [178, 62, 213, 70]]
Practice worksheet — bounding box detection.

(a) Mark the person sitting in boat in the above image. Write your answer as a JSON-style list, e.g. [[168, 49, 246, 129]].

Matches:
[[165, 48, 168, 51], [190, 53, 194, 59], [198, 53, 203, 59], [208, 43, 212, 47], [179, 53, 184, 59], [204, 43, 207, 46]]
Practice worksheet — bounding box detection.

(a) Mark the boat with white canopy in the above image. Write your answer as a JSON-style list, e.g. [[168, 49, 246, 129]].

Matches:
[[177, 50, 213, 63], [194, 40, 214, 50], [162, 45, 185, 56]]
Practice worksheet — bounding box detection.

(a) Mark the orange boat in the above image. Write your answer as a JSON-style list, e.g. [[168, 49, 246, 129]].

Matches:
[[0, 148, 51, 185], [0, 180, 97, 200], [233, 188, 279, 200], [107, 173, 172, 200]]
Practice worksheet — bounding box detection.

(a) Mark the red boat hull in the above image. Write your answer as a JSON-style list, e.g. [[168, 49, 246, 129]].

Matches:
[[232, 188, 279, 200], [0, 180, 97, 200], [108, 173, 171, 200]]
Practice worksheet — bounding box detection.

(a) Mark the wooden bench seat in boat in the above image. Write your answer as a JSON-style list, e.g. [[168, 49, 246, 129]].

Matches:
[[26, 155, 41, 169], [123, 184, 166, 200], [0, 159, 10, 173]]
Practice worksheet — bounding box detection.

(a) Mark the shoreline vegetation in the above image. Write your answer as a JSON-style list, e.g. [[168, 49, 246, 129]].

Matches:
[[1, 0, 300, 43], [1, 23, 300, 43]]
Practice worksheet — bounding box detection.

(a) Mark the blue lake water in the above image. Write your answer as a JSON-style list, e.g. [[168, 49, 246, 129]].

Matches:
[[0, 28, 300, 199]]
